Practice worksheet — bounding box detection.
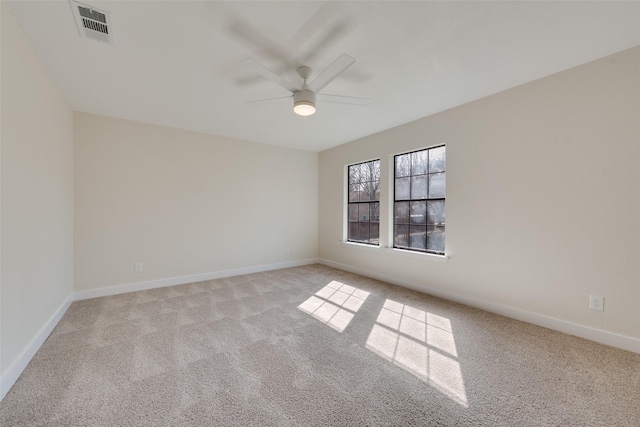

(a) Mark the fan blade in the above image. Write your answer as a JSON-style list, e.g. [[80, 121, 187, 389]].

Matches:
[[230, 21, 296, 68], [236, 74, 268, 87], [292, 2, 342, 44], [319, 93, 370, 106], [319, 93, 370, 101], [245, 95, 291, 104], [293, 2, 346, 57], [308, 54, 355, 93], [322, 99, 368, 107], [301, 20, 349, 65], [243, 58, 299, 93]]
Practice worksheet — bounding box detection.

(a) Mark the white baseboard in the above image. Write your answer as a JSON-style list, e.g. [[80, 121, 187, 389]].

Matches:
[[74, 258, 319, 301], [0, 292, 74, 402], [318, 258, 640, 354]]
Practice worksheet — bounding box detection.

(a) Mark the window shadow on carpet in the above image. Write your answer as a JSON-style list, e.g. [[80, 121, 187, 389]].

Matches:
[[298, 280, 467, 407], [297, 280, 370, 332], [366, 299, 468, 407]]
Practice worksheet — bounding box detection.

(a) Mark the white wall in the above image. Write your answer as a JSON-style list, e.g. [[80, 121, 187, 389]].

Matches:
[[319, 46, 640, 345], [1, 2, 74, 380], [74, 113, 318, 292]]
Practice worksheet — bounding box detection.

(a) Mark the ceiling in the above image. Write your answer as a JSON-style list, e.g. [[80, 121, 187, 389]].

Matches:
[[7, 1, 640, 152]]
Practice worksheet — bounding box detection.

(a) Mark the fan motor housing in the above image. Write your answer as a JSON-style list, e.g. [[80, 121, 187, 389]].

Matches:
[[293, 89, 316, 106]]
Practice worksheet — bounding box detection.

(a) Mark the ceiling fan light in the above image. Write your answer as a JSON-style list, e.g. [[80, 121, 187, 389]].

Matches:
[[293, 89, 317, 116], [294, 101, 316, 116]]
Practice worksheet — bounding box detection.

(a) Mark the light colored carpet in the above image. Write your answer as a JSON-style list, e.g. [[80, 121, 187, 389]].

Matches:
[[1, 264, 639, 426]]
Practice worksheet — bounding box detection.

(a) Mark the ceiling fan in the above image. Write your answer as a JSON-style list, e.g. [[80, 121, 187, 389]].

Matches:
[[244, 53, 366, 116]]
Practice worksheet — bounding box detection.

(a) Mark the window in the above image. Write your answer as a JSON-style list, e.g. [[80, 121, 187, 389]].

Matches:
[[348, 159, 380, 245], [393, 146, 445, 254]]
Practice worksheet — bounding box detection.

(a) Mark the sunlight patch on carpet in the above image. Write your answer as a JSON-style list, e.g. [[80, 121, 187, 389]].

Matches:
[[366, 299, 468, 407], [298, 281, 370, 332]]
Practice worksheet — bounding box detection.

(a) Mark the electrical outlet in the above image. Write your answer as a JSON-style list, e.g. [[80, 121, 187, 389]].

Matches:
[[134, 262, 143, 273], [589, 295, 604, 312], [285, 247, 290, 254]]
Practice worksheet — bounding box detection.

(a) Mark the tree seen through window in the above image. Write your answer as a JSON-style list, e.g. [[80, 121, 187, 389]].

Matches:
[[348, 159, 381, 245]]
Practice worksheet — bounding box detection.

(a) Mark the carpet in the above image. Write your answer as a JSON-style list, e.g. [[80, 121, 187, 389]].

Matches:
[[1, 264, 639, 426]]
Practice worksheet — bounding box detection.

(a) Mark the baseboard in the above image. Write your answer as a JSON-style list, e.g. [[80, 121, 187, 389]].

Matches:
[[318, 258, 640, 354], [0, 292, 74, 402], [75, 258, 320, 301]]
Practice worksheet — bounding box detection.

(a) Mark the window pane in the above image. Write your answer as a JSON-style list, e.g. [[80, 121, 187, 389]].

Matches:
[[394, 202, 410, 224], [395, 177, 410, 200], [409, 226, 426, 250], [394, 224, 409, 247], [371, 202, 380, 223], [371, 160, 380, 182], [350, 163, 360, 183], [365, 181, 379, 202], [348, 204, 358, 222], [358, 183, 367, 202], [427, 226, 445, 253], [395, 154, 411, 177], [349, 184, 359, 202], [360, 162, 374, 183], [429, 172, 445, 198], [356, 163, 366, 182], [359, 182, 371, 202], [411, 175, 428, 199], [371, 160, 380, 201], [348, 165, 359, 185], [348, 222, 359, 241], [358, 204, 370, 222], [427, 200, 445, 225], [411, 150, 429, 175], [410, 201, 426, 224], [370, 222, 380, 243], [359, 222, 370, 242], [429, 146, 446, 173]]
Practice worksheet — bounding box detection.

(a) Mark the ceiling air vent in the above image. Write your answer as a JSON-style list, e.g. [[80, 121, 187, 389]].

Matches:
[[70, 0, 114, 45]]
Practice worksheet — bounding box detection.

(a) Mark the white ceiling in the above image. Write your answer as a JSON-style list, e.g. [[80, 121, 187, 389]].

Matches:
[[7, 1, 640, 152]]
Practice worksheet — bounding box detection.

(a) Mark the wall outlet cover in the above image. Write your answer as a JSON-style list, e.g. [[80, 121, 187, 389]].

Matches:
[[589, 295, 604, 312]]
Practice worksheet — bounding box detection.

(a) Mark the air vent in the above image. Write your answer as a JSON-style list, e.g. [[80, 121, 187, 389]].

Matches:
[[70, 0, 114, 45]]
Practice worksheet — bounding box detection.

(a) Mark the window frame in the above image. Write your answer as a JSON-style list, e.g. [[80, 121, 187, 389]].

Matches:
[[346, 159, 381, 246], [392, 145, 446, 255]]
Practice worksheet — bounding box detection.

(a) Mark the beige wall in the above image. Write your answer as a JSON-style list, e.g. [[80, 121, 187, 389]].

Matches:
[[74, 113, 318, 291], [1, 3, 74, 375], [319, 46, 640, 340]]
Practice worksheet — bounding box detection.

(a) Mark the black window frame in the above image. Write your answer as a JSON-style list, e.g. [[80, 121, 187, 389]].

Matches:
[[393, 145, 446, 255], [347, 159, 381, 246]]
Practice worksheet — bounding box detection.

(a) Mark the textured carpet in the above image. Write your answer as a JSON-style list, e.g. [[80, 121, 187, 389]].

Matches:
[[1, 264, 639, 426]]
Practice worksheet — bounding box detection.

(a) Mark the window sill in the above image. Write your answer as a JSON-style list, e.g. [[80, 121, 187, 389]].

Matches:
[[384, 247, 449, 262], [340, 241, 381, 250], [339, 241, 449, 262]]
